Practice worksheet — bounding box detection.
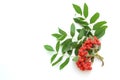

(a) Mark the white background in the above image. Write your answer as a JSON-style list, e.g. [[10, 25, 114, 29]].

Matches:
[[0, 0, 119, 80]]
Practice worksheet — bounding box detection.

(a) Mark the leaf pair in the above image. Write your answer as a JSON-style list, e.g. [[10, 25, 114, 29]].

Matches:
[[95, 26, 107, 39], [44, 41, 60, 53], [52, 28, 67, 41], [93, 21, 107, 38], [50, 41, 60, 63], [73, 3, 88, 18], [60, 57, 70, 70], [52, 56, 70, 70], [52, 56, 63, 66], [44, 45, 58, 64]]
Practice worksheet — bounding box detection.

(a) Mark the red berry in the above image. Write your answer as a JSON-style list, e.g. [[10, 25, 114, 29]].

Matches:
[[87, 67, 92, 70], [76, 36, 101, 71], [79, 58, 84, 62]]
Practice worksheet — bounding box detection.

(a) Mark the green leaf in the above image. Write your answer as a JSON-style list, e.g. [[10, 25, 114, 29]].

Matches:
[[52, 28, 67, 41], [58, 28, 67, 36], [72, 56, 79, 62], [93, 21, 107, 30], [71, 42, 77, 48], [62, 39, 72, 53], [57, 28, 67, 41], [52, 56, 63, 66], [58, 35, 66, 41], [95, 26, 107, 38], [74, 18, 89, 26], [78, 17, 85, 20], [73, 18, 80, 23], [52, 33, 61, 39], [62, 38, 72, 45], [59, 57, 70, 70], [77, 29, 88, 34], [51, 54, 57, 63], [56, 41, 60, 52], [70, 23, 75, 37], [72, 4, 82, 15], [78, 29, 85, 40], [83, 3, 88, 18], [62, 41, 76, 55], [74, 47, 79, 56], [62, 42, 72, 53], [90, 12, 100, 24], [44, 45, 54, 51], [74, 41, 82, 56], [95, 30, 105, 39]]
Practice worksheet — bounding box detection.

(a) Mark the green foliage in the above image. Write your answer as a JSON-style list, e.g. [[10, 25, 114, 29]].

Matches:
[[44, 3, 108, 70]]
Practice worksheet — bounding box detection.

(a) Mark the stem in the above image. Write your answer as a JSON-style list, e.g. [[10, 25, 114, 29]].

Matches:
[[86, 53, 104, 66], [95, 53, 104, 66]]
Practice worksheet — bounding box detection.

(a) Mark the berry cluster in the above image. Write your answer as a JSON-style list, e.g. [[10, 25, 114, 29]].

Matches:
[[76, 36, 101, 71]]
